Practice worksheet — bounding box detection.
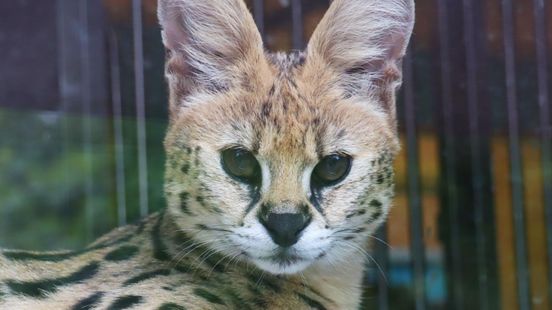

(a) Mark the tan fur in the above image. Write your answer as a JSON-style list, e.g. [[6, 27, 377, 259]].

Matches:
[[0, 0, 414, 308]]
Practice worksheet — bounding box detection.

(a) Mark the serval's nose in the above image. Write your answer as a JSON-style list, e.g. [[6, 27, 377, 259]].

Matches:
[[258, 203, 312, 247]]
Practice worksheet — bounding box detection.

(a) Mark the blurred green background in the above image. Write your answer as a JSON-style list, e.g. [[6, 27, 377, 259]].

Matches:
[[0, 110, 167, 249]]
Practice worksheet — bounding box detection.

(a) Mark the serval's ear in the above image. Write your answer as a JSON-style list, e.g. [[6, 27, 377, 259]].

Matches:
[[306, 0, 414, 126], [158, 0, 265, 115]]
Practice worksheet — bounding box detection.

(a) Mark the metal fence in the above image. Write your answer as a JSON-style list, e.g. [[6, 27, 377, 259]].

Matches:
[[0, 0, 551, 309]]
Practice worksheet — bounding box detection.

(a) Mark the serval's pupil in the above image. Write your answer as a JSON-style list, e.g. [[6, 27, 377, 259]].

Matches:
[[0, 0, 414, 308], [221, 148, 261, 183], [312, 154, 352, 185]]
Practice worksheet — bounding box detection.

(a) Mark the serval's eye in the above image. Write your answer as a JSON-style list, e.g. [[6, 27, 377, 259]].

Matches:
[[221, 148, 261, 185], [312, 154, 352, 187]]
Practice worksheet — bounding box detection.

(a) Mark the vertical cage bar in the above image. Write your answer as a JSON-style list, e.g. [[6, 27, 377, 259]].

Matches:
[[79, 0, 95, 241], [462, 0, 489, 308], [57, 0, 81, 112], [375, 226, 389, 310], [501, 0, 531, 309], [132, 0, 149, 217], [437, 0, 463, 308], [403, 50, 427, 310], [291, 0, 303, 50], [253, 0, 265, 39], [109, 32, 127, 226], [533, 0, 552, 304]]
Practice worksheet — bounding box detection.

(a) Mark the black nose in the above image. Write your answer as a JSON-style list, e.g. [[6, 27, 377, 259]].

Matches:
[[259, 213, 312, 247]]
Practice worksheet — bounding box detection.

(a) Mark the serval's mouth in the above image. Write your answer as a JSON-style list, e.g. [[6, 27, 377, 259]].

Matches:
[[251, 248, 314, 275]]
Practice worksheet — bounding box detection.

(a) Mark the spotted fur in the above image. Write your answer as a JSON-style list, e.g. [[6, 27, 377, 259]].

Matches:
[[0, 0, 414, 308]]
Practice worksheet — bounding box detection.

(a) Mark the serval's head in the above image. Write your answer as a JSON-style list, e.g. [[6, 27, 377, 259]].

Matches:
[[159, 0, 414, 274]]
